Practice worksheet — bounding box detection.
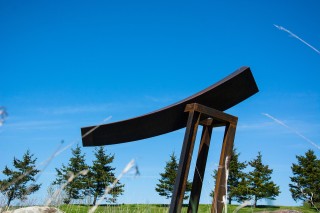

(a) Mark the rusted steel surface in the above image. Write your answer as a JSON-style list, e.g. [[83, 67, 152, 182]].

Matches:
[[169, 103, 238, 213], [81, 66, 258, 147], [169, 109, 201, 213], [212, 122, 237, 213], [188, 123, 213, 213]]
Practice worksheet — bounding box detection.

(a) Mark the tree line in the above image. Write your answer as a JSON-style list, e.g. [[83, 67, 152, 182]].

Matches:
[[0, 145, 124, 207], [209, 149, 280, 207], [52, 145, 124, 205], [0, 145, 319, 209], [155, 148, 320, 209]]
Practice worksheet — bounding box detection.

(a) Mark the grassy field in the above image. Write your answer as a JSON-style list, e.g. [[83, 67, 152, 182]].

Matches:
[[57, 204, 319, 213]]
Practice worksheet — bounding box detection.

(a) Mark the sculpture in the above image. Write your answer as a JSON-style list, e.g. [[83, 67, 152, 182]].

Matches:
[[81, 66, 258, 212]]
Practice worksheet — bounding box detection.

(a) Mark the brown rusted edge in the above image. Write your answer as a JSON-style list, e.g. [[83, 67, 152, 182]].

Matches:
[[169, 103, 238, 213], [81, 66, 257, 147]]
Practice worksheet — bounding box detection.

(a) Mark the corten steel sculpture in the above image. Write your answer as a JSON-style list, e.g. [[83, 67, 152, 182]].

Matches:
[[81, 66, 258, 213]]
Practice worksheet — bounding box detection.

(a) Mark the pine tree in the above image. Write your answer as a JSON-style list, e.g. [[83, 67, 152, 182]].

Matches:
[[53, 145, 89, 204], [247, 152, 280, 207], [0, 150, 41, 207], [289, 149, 320, 208], [88, 147, 124, 205], [210, 148, 249, 204], [209, 170, 217, 199], [155, 152, 192, 200]]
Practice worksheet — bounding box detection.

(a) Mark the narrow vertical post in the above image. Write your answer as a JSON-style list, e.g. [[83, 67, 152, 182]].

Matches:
[[169, 109, 201, 213], [211, 121, 237, 213], [188, 120, 213, 213]]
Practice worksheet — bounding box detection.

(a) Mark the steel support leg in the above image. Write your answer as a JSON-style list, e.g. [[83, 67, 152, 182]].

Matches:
[[169, 110, 201, 213], [188, 122, 213, 213], [169, 103, 237, 213], [211, 122, 237, 213]]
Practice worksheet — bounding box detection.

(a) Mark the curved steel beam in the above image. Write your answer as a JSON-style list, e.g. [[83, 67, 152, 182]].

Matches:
[[81, 66, 258, 146]]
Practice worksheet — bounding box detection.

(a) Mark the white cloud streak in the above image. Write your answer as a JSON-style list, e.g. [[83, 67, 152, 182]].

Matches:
[[144, 95, 172, 103], [37, 104, 116, 115], [5, 120, 66, 130], [237, 122, 275, 130], [262, 113, 320, 150], [274, 24, 320, 55]]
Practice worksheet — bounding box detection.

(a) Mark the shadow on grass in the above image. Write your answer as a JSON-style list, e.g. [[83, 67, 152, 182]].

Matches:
[[155, 204, 191, 208], [155, 204, 169, 207], [255, 205, 280, 209], [64, 203, 125, 207]]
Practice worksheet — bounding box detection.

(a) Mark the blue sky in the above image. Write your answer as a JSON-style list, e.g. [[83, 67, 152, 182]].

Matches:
[[1, 0, 320, 207]]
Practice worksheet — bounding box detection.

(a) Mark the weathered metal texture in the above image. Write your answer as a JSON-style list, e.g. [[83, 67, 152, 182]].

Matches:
[[169, 108, 201, 213], [169, 103, 237, 213], [188, 121, 213, 212], [212, 122, 237, 213], [81, 66, 258, 146]]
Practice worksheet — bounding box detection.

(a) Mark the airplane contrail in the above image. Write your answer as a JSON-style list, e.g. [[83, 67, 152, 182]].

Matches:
[[274, 24, 320, 55], [262, 113, 320, 150]]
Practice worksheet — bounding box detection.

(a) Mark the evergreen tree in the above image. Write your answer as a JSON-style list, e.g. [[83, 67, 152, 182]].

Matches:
[[88, 147, 124, 205], [209, 170, 217, 199], [155, 152, 192, 200], [0, 150, 41, 207], [247, 152, 280, 207], [226, 148, 249, 204], [289, 149, 320, 208], [53, 145, 89, 204], [210, 148, 249, 204]]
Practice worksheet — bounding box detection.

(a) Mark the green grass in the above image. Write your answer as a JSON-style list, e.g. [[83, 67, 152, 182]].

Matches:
[[57, 204, 319, 213]]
